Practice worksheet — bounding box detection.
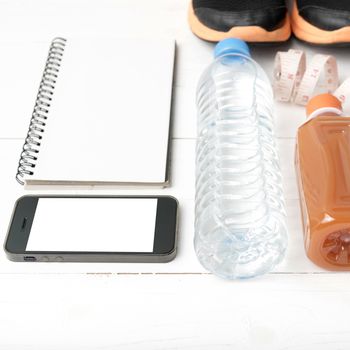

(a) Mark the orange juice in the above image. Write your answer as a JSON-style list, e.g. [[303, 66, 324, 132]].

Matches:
[[296, 94, 350, 270]]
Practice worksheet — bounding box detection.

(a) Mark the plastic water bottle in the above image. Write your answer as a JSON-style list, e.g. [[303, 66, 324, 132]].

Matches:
[[194, 38, 288, 279]]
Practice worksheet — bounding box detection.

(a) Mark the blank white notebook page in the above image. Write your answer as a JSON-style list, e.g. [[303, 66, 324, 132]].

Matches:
[[32, 37, 175, 184]]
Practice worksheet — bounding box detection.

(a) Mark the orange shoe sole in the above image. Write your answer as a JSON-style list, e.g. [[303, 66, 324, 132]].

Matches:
[[291, 0, 350, 45], [188, 2, 291, 43]]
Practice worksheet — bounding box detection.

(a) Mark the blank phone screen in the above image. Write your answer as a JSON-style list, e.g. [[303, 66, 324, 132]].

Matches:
[[25, 198, 158, 252]]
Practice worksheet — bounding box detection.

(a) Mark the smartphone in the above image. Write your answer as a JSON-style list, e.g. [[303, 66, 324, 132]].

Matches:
[[4, 195, 178, 263]]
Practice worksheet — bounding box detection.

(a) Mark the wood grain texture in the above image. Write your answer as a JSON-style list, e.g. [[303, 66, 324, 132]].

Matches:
[[1, 274, 350, 350], [0, 0, 350, 348]]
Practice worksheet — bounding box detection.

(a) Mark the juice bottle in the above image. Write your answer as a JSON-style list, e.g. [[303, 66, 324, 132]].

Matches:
[[296, 93, 350, 270]]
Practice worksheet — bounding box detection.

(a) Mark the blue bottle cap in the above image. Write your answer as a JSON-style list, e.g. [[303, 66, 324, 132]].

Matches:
[[214, 38, 251, 59]]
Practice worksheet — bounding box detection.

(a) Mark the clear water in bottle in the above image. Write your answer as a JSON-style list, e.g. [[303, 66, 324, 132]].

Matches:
[[194, 38, 288, 279]]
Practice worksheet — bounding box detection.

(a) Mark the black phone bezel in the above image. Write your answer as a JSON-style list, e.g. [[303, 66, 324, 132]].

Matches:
[[4, 195, 178, 260]]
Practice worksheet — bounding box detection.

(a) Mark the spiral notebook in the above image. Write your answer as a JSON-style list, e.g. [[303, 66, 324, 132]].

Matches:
[[16, 37, 175, 187]]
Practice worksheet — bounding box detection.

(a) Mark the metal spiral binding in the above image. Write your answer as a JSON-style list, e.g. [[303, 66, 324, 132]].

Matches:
[[16, 37, 67, 185]]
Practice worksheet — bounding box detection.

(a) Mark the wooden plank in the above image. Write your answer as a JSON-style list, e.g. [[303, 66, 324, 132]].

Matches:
[[1, 273, 350, 349]]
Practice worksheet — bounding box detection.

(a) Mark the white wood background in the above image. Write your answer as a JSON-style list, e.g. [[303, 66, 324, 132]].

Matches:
[[1, 0, 350, 348]]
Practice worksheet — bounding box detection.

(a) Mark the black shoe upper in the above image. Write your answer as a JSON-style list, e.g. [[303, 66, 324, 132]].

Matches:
[[297, 0, 350, 31], [192, 0, 288, 32]]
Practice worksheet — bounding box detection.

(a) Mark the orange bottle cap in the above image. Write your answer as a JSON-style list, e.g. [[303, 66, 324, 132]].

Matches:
[[306, 94, 343, 119]]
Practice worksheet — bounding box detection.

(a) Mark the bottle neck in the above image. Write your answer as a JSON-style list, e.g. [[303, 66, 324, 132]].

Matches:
[[308, 107, 343, 120]]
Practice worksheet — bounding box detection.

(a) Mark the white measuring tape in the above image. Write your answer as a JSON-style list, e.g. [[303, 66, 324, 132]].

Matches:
[[273, 49, 350, 106]]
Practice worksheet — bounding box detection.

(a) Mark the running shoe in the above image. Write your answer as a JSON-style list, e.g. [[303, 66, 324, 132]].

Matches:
[[291, 0, 350, 45], [188, 0, 291, 43]]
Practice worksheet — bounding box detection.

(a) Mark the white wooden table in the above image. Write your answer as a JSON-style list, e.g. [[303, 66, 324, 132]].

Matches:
[[1, 1, 350, 348]]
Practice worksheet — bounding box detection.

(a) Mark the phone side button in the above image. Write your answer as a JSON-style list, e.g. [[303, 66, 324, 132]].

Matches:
[[40, 256, 49, 262], [54, 256, 64, 262]]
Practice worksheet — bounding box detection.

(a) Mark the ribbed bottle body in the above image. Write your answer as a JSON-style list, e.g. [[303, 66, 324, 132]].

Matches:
[[194, 54, 287, 279]]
